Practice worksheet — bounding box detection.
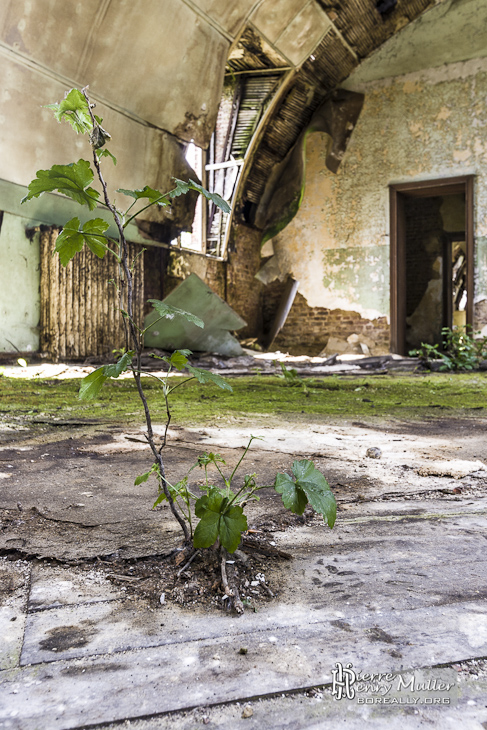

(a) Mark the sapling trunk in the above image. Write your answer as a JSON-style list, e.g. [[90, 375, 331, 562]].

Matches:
[[82, 88, 190, 543]]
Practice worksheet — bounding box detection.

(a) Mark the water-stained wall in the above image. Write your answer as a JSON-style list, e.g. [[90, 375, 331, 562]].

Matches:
[[269, 56, 487, 345]]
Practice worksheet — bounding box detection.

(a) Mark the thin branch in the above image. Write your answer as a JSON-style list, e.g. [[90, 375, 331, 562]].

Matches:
[[229, 436, 256, 485], [177, 549, 200, 578], [123, 195, 170, 229], [81, 86, 189, 543]]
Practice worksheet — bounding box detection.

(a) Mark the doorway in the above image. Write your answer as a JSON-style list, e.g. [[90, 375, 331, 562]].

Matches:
[[390, 176, 474, 355]]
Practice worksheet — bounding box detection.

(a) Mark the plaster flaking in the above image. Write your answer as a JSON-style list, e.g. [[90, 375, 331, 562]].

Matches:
[[271, 58, 487, 321]]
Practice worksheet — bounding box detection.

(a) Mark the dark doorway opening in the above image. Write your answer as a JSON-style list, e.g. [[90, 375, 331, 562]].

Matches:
[[390, 176, 474, 355]]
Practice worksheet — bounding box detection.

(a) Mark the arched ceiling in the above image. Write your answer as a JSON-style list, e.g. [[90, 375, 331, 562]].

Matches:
[[1, 0, 452, 239], [1, 0, 435, 150]]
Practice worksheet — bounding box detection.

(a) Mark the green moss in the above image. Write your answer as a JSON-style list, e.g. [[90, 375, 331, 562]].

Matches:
[[1, 372, 486, 428]]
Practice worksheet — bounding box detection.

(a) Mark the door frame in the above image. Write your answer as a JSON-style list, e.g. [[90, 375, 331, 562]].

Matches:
[[389, 175, 474, 355]]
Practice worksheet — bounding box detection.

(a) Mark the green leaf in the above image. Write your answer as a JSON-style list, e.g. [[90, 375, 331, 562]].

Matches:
[[291, 459, 317, 483], [164, 350, 190, 371], [169, 178, 231, 214], [219, 505, 247, 553], [274, 472, 308, 515], [45, 88, 92, 134], [298, 479, 337, 529], [82, 218, 110, 258], [135, 471, 151, 486], [78, 351, 134, 401], [147, 300, 204, 329], [292, 459, 336, 529], [103, 351, 134, 378], [197, 452, 226, 468], [117, 186, 169, 205], [21, 160, 100, 210], [54, 217, 111, 266], [193, 508, 220, 549], [54, 217, 85, 266], [186, 365, 232, 392], [96, 148, 117, 165], [193, 488, 247, 552], [79, 367, 107, 400]]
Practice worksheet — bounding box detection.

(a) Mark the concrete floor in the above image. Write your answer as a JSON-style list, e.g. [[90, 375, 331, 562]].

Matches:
[[1, 416, 487, 729]]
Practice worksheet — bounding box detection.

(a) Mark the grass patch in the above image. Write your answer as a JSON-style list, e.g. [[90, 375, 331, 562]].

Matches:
[[1, 372, 486, 427]]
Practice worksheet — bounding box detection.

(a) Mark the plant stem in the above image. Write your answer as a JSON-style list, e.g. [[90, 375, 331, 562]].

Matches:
[[82, 87, 189, 543], [229, 436, 255, 484]]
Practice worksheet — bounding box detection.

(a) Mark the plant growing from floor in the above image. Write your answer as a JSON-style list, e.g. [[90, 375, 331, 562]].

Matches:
[[21, 88, 336, 608], [411, 326, 487, 371], [138, 433, 336, 611], [21, 86, 232, 542]]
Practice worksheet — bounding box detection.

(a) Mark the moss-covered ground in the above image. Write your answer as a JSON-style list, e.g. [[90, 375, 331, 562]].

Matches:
[[1, 372, 486, 428]]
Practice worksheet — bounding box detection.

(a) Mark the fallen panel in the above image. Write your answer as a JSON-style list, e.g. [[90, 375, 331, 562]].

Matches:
[[144, 274, 246, 357]]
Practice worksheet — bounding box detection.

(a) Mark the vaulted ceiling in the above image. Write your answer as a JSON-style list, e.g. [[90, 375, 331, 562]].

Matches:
[[1, 0, 460, 231]]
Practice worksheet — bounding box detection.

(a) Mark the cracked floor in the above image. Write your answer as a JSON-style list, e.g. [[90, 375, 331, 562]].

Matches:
[[1, 412, 487, 729]]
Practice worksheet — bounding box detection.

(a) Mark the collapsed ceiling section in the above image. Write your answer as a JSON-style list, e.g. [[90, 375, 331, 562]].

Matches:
[[234, 0, 436, 234]]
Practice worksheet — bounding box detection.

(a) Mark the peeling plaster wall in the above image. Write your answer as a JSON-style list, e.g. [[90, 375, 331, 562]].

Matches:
[[270, 57, 487, 342], [0, 213, 40, 352]]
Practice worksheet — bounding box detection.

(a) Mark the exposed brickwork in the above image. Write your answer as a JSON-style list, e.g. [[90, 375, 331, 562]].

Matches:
[[263, 280, 390, 356], [147, 228, 390, 354], [226, 224, 264, 337]]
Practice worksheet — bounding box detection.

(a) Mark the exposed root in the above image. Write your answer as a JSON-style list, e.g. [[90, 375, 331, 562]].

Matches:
[[220, 547, 244, 615], [177, 549, 200, 578]]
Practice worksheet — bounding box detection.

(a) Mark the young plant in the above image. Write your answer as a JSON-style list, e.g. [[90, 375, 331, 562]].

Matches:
[[139, 435, 336, 611], [21, 87, 231, 542], [411, 326, 487, 371], [22, 88, 337, 610]]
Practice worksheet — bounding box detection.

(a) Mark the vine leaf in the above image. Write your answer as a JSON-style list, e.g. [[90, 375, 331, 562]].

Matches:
[[164, 350, 192, 371], [117, 186, 169, 205], [274, 459, 337, 528], [54, 217, 110, 266], [193, 488, 247, 552], [54, 218, 84, 266], [274, 472, 308, 514], [79, 351, 134, 400], [186, 365, 233, 392], [21, 160, 100, 210], [78, 367, 108, 401], [45, 88, 92, 134], [96, 148, 117, 165], [81, 218, 111, 258], [103, 351, 134, 378], [169, 178, 231, 213], [147, 300, 204, 329]]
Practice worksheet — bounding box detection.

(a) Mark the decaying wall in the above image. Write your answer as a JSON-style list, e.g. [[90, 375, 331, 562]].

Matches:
[[0, 212, 40, 352], [162, 223, 264, 341], [265, 56, 487, 350]]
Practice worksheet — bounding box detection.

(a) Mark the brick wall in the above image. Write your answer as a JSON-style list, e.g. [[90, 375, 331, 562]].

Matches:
[[226, 224, 264, 337], [263, 280, 390, 355]]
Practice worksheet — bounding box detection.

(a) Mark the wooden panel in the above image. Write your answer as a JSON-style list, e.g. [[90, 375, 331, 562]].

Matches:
[[39, 227, 144, 360]]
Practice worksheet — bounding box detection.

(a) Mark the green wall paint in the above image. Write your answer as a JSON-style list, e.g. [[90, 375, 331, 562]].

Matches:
[[322, 245, 390, 316], [0, 213, 40, 352]]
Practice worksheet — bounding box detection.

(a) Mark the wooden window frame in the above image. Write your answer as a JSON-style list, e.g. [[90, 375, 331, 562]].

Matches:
[[389, 175, 474, 355]]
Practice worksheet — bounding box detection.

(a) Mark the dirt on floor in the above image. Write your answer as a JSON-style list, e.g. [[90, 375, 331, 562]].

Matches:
[[1, 405, 486, 614]]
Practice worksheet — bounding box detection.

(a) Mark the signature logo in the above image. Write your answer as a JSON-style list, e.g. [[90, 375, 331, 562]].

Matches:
[[331, 662, 357, 700]]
